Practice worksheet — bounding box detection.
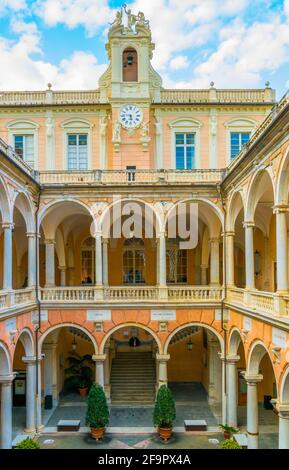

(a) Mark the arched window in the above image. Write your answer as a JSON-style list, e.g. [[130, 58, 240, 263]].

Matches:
[[166, 239, 187, 283], [81, 237, 95, 284], [123, 238, 145, 284], [123, 48, 138, 82]]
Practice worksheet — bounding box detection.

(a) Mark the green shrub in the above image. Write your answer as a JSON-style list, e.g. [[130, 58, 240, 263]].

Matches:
[[153, 384, 176, 428], [220, 439, 242, 449], [86, 383, 109, 429], [219, 424, 238, 434], [63, 354, 93, 393], [15, 438, 40, 449]]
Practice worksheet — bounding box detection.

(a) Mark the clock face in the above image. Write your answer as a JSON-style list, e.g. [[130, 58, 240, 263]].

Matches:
[[119, 105, 143, 129]]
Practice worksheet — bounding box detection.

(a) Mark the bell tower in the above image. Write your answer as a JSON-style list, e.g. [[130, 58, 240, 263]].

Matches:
[[99, 5, 162, 102]]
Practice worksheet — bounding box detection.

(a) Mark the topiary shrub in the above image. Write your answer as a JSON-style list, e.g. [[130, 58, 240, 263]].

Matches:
[[86, 383, 109, 429], [15, 438, 40, 449], [220, 439, 242, 449], [153, 384, 176, 428]]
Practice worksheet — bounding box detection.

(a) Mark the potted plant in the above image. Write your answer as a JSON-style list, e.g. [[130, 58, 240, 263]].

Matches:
[[64, 354, 93, 396], [153, 384, 176, 441], [86, 383, 109, 440], [220, 439, 242, 449], [219, 424, 238, 440], [15, 438, 40, 449]]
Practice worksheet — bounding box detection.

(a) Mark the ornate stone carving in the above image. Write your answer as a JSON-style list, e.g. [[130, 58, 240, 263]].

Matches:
[[109, 5, 150, 36]]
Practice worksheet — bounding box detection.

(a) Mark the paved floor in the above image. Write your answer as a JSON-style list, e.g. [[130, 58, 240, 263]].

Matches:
[[36, 432, 279, 449]]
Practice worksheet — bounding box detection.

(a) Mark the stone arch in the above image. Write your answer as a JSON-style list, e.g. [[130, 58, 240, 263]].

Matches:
[[247, 339, 276, 377], [227, 190, 245, 232], [0, 341, 11, 376], [228, 327, 244, 357], [0, 175, 12, 223], [280, 365, 289, 403], [164, 322, 224, 355], [100, 323, 162, 355], [245, 168, 275, 222], [39, 323, 98, 355], [165, 197, 223, 239], [13, 191, 35, 232], [39, 198, 94, 226], [98, 197, 162, 237], [15, 328, 35, 357], [276, 143, 289, 205]]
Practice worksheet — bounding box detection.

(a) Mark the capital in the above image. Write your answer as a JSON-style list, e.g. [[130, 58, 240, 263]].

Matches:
[[243, 221, 255, 229], [44, 239, 55, 245], [92, 354, 106, 363], [22, 356, 37, 364], [209, 237, 220, 244], [242, 372, 263, 384], [2, 222, 14, 230], [273, 204, 289, 214], [225, 354, 240, 364], [223, 230, 235, 237], [0, 373, 16, 384], [156, 354, 170, 362], [26, 232, 39, 239]]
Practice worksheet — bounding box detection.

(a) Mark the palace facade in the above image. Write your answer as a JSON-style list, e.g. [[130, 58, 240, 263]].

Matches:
[[0, 7, 289, 449]]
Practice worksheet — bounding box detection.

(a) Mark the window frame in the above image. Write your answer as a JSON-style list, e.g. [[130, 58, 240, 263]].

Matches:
[[7, 120, 39, 169], [225, 118, 257, 164], [61, 119, 93, 170], [169, 118, 202, 169]]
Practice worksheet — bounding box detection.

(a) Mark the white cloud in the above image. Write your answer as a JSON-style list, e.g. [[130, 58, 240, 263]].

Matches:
[[0, 22, 107, 90], [34, 0, 115, 35], [170, 55, 189, 70]]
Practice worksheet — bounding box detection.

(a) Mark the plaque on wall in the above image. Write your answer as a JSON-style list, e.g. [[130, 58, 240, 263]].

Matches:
[[272, 327, 287, 349], [151, 310, 176, 321], [87, 310, 112, 321]]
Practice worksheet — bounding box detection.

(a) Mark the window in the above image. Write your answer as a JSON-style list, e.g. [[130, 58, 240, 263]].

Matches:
[[123, 48, 138, 82], [166, 240, 187, 283], [175, 133, 195, 169], [230, 132, 250, 159], [81, 237, 95, 284], [123, 238, 145, 284], [67, 134, 88, 170], [14, 135, 34, 165]]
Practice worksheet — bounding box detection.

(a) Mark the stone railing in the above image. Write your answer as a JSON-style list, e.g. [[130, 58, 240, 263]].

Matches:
[[157, 88, 275, 104], [40, 285, 224, 304], [168, 286, 223, 302], [226, 287, 282, 317], [0, 288, 36, 313], [38, 168, 226, 185], [0, 89, 101, 106], [0, 138, 35, 177]]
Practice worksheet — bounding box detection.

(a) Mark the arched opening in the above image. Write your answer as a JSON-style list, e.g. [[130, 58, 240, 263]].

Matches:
[[247, 342, 278, 447], [228, 192, 245, 288], [246, 170, 275, 292], [123, 48, 138, 82], [228, 329, 247, 427], [102, 325, 158, 405], [12, 330, 34, 434], [166, 325, 223, 425], [39, 200, 94, 287], [37, 325, 97, 427]]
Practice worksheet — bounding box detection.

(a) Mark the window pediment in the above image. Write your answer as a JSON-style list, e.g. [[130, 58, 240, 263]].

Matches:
[[7, 120, 39, 130], [61, 119, 93, 129], [224, 118, 257, 128], [169, 118, 202, 128]]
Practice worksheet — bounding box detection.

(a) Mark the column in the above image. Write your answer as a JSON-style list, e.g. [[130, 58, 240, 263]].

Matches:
[[226, 355, 239, 428], [2, 223, 13, 290], [27, 232, 37, 288], [277, 405, 289, 449], [156, 354, 170, 388], [243, 222, 255, 290], [102, 239, 109, 286], [36, 358, 43, 431], [158, 232, 166, 286], [58, 267, 67, 287], [225, 231, 235, 286], [93, 354, 106, 388], [200, 265, 208, 285], [244, 373, 263, 449], [104, 345, 111, 400], [45, 239, 55, 287], [95, 233, 103, 286], [43, 343, 58, 402], [275, 206, 289, 292], [210, 238, 220, 285], [0, 375, 14, 449], [207, 338, 222, 405], [22, 356, 36, 432]]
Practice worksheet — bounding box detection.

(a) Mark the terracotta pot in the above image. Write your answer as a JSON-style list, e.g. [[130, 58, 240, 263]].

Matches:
[[79, 387, 88, 397], [91, 427, 105, 440], [223, 431, 231, 440], [158, 426, 172, 441]]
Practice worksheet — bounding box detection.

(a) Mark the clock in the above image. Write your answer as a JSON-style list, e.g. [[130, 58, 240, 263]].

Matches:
[[119, 105, 143, 129]]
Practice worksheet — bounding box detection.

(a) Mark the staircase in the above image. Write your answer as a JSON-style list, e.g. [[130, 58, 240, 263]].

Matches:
[[111, 351, 156, 404]]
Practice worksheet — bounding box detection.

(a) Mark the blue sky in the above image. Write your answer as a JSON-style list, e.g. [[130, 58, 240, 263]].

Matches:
[[0, 0, 289, 98]]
